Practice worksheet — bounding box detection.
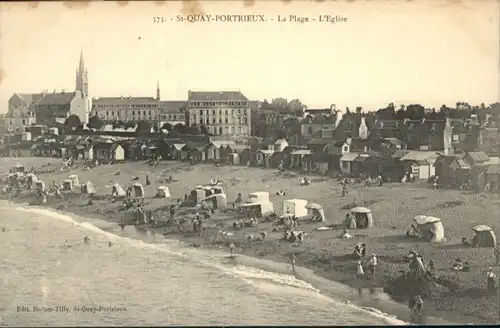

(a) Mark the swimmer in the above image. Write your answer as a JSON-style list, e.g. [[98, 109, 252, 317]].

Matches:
[[83, 236, 90, 244], [2, 227, 6, 232], [108, 242, 112, 247], [62, 240, 72, 248], [229, 242, 235, 256]]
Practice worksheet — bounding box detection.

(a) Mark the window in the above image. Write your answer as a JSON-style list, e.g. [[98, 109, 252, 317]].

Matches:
[[225, 109, 228, 115], [212, 118, 216, 124], [106, 111, 109, 116], [149, 110, 151, 115], [343, 146, 348, 152], [219, 127, 223, 134], [225, 118, 228, 124], [244, 117, 248, 124], [199, 110, 203, 115], [212, 110, 216, 115], [199, 119, 203, 125], [132, 111, 135, 115], [143, 111, 146, 115], [308, 127, 313, 134], [452, 134, 459, 141]]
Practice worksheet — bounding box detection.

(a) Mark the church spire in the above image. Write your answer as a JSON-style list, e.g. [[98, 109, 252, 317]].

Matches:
[[156, 80, 160, 100], [78, 47, 85, 73]]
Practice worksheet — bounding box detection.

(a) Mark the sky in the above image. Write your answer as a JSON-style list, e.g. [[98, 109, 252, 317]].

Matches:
[[0, 0, 498, 114]]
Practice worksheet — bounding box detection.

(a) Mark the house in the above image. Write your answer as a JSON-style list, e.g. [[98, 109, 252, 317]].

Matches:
[[300, 113, 339, 143], [93, 142, 125, 163], [160, 138, 185, 160], [351, 152, 385, 177], [334, 114, 374, 141], [370, 120, 404, 139], [182, 141, 207, 163], [270, 151, 287, 168], [339, 152, 358, 175], [289, 149, 312, 170], [307, 139, 333, 153], [434, 153, 465, 187], [399, 151, 438, 180], [72, 143, 93, 160], [239, 148, 253, 166], [35, 91, 87, 125], [256, 149, 274, 167], [7, 142, 32, 157], [464, 151, 489, 166], [32, 142, 68, 158], [206, 139, 236, 161], [404, 117, 453, 154], [301, 152, 332, 174], [224, 144, 249, 165]]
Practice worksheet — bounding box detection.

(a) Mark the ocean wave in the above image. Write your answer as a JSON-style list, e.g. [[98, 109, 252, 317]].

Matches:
[[9, 203, 408, 326]]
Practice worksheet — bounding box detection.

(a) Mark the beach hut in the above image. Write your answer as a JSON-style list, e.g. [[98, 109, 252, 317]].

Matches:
[[156, 186, 171, 198], [412, 215, 444, 243], [204, 193, 228, 210], [133, 183, 145, 198], [68, 174, 80, 187], [111, 183, 126, 198], [471, 225, 497, 248], [282, 199, 308, 218], [240, 201, 274, 217], [35, 180, 46, 192], [305, 203, 326, 222], [190, 188, 207, 204], [62, 179, 73, 191], [350, 207, 374, 229], [81, 181, 96, 195]]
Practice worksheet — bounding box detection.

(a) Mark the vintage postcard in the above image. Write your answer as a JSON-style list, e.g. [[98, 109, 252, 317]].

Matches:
[[0, 0, 499, 326]]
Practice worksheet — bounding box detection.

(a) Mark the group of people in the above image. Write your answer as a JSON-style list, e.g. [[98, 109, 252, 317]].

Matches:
[[62, 236, 113, 249]]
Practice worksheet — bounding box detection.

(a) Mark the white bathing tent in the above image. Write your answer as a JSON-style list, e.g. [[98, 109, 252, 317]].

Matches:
[[81, 181, 96, 195], [67, 174, 80, 187], [111, 183, 126, 197], [282, 199, 308, 218], [133, 183, 145, 198], [156, 186, 171, 198], [305, 203, 326, 222], [412, 215, 444, 243], [350, 207, 374, 229]]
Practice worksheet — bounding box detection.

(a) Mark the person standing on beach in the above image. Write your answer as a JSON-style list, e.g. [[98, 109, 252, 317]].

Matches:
[[486, 267, 497, 293], [290, 253, 298, 273], [356, 260, 364, 280], [368, 254, 377, 279], [229, 242, 235, 256]]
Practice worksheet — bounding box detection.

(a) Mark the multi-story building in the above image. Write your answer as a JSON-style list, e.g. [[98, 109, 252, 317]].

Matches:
[[34, 90, 87, 125], [91, 81, 161, 124], [4, 93, 41, 133], [158, 101, 187, 127], [186, 90, 251, 136]]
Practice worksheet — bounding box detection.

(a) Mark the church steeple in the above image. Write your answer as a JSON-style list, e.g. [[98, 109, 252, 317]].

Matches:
[[76, 47, 88, 98], [156, 80, 160, 100]]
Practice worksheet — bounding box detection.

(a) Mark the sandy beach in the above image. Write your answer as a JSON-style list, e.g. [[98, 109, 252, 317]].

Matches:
[[1, 157, 499, 324]]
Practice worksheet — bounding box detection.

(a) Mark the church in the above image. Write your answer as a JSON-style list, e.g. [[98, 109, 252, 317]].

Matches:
[[6, 48, 91, 130]]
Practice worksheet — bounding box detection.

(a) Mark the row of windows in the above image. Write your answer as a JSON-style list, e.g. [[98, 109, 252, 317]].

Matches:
[[159, 114, 184, 120], [191, 109, 248, 116], [206, 126, 247, 135], [100, 110, 153, 116], [97, 115, 155, 122], [191, 117, 248, 125], [93, 103, 158, 109], [189, 101, 248, 107]]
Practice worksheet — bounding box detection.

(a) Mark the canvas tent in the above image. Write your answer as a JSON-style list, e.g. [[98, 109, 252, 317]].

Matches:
[[14, 163, 25, 173], [156, 186, 171, 198], [305, 203, 326, 222], [191, 188, 207, 204], [111, 183, 126, 197], [412, 215, 444, 243], [68, 174, 80, 187], [472, 225, 497, 248], [282, 199, 308, 218], [133, 183, 145, 198], [81, 181, 96, 195], [62, 179, 73, 191], [247, 192, 270, 204], [204, 193, 228, 210], [26, 173, 38, 187], [350, 207, 374, 229]]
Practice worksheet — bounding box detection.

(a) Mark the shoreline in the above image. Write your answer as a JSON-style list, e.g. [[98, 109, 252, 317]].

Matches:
[[0, 194, 478, 325], [1, 159, 498, 325]]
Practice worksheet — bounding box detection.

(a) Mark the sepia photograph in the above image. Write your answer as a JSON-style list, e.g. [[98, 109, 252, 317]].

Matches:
[[0, 0, 499, 326]]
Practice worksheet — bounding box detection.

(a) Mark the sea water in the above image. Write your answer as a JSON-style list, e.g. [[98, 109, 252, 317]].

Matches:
[[0, 200, 407, 326]]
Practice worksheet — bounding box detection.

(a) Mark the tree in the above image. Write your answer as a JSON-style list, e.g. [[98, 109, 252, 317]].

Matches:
[[124, 121, 136, 129], [161, 123, 173, 131], [136, 121, 152, 135], [355, 106, 363, 114], [88, 115, 104, 130], [406, 104, 426, 120], [188, 124, 201, 135], [64, 114, 81, 132], [112, 120, 126, 129]]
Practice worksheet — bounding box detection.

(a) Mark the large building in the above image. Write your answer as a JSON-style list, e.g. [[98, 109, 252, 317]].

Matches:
[[4, 48, 91, 130], [35, 91, 87, 126], [186, 91, 251, 136], [91, 81, 161, 124], [158, 100, 187, 127], [4, 93, 42, 132]]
